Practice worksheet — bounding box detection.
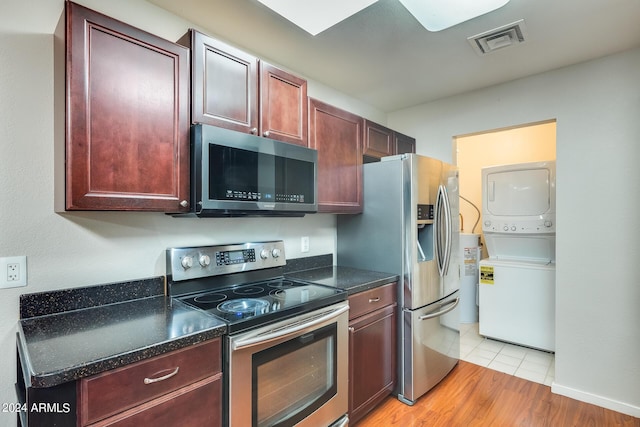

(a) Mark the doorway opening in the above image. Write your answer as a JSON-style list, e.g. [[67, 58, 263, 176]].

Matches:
[[454, 119, 556, 256], [454, 120, 557, 385]]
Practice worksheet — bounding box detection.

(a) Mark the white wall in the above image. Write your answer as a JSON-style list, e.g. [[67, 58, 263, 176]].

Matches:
[[389, 48, 640, 416], [0, 1, 387, 425]]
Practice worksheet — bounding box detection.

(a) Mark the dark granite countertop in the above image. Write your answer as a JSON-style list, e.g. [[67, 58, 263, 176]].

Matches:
[[17, 279, 226, 389], [286, 265, 399, 295], [17, 260, 396, 389]]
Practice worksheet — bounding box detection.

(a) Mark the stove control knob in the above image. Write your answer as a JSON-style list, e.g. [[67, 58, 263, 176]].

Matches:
[[199, 254, 211, 267], [271, 248, 281, 259], [260, 249, 270, 260], [181, 256, 194, 269]]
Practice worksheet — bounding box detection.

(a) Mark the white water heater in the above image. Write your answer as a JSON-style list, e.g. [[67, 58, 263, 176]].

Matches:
[[460, 233, 481, 323]]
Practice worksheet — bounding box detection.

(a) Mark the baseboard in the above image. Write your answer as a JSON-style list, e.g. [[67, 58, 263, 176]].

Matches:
[[551, 381, 640, 418]]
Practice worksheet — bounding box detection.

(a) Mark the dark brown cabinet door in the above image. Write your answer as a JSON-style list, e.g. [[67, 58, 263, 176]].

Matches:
[[64, 2, 190, 212], [260, 62, 308, 146], [78, 339, 222, 427], [348, 303, 397, 425], [182, 30, 259, 134], [395, 131, 416, 155], [308, 98, 363, 213], [183, 31, 308, 146], [363, 120, 394, 159]]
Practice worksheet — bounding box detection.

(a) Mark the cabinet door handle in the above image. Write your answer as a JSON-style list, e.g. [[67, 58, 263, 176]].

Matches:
[[368, 297, 381, 303], [250, 128, 258, 134], [263, 131, 270, 137], [179, 200, 188, 207], [143, 367, 179, 384]]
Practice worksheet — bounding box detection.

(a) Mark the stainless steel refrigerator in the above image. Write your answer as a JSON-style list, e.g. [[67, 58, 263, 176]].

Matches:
[[337, 153, 460, 405]]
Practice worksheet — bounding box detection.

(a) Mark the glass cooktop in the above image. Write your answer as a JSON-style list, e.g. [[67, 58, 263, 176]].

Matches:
[[177, 278, 346, 333]]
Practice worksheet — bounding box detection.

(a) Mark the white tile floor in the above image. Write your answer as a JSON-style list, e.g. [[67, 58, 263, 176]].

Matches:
[[460, 322, 555, 386]]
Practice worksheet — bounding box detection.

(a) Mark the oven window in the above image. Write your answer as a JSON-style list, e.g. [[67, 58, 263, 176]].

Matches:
[[252, 324, 337, 427]]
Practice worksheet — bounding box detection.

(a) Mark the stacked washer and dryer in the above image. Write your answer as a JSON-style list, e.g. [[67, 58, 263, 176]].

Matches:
[[478, 161, 556, 352]]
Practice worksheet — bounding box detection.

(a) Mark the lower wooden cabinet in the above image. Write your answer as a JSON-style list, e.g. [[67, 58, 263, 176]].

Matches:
[[84, 376, 221, 427], [78, 339, 222, 427], [348, 283, 397, 425]]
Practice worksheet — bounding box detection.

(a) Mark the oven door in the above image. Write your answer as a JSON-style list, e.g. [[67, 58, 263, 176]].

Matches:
[[227, 302, 349, 427]]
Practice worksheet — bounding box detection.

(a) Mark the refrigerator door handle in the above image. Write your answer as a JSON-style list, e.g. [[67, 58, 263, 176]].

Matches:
[[441, 185, 453, 276], [435, 184, 452, 277], [435, 185, 445, 276], [418, 297, 460, 320]]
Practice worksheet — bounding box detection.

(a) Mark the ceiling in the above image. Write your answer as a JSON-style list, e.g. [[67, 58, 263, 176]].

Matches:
[[148, 0, 640, 112]]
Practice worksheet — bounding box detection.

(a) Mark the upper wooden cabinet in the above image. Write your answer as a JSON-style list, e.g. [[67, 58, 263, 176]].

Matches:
[[179, 30, 258, 135], [180, 30, 308, 147], [308, 98, 363, 213], [394, 131, 416, 155], [364, 120, 394, 159], [363, 120, 416, 161], [61, 2, 191, 212], [259, 62, 308, 146]]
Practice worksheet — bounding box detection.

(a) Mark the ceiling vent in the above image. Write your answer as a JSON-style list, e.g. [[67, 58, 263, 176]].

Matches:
[[468, 19, 527, 55]]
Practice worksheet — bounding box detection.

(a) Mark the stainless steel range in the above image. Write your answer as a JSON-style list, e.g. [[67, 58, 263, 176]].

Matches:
[[167, 241, 349, 427]]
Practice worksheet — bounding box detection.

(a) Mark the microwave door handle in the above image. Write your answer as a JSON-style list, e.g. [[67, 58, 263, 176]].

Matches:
[[232, 304, 349, 351]]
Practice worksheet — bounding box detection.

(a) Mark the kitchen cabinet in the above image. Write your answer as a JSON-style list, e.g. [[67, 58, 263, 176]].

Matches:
[[394, 131, 416, 155], [78, 339, 222, 427], [60, 2, 190, 212], [308, 98, 364, 213], [16, 339, 222, 427], [260, 61, 308, 146], [180, 30, 308, 146], [348, 282, 397, 425], [363, 120, 394, 159], [363, 120, 416, 162]]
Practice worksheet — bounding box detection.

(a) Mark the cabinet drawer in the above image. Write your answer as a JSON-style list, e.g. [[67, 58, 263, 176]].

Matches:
[[79, 339, 221, 425], [348, 282, 397, 320], [88, 374, 222, 427]]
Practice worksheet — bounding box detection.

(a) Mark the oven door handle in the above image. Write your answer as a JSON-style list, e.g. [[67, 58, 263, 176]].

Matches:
[[232, 304, 349, 351]]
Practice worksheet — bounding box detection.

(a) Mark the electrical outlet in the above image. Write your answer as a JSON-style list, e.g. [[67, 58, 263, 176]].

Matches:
[[301, 236, 310, 253], [0, 256, 27, 288]]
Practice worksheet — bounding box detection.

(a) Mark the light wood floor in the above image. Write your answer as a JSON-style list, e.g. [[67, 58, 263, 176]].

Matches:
[[355, 361, 639, 427]]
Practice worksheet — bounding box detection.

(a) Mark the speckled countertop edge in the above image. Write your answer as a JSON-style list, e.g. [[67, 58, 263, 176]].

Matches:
[[17, 317, 226, 388], [17, 278, 227, 389]]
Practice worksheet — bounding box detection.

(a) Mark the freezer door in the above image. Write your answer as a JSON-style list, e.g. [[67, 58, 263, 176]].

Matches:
[[398, 291, 460, 405]]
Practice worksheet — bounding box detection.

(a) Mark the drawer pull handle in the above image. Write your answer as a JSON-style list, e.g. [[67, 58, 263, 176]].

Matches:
[[143, 367, 180, 385], [368, 297, 381, 303]]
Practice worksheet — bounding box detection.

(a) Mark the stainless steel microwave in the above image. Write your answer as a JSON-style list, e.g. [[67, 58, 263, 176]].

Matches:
[[190, 124, 318, 217]]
